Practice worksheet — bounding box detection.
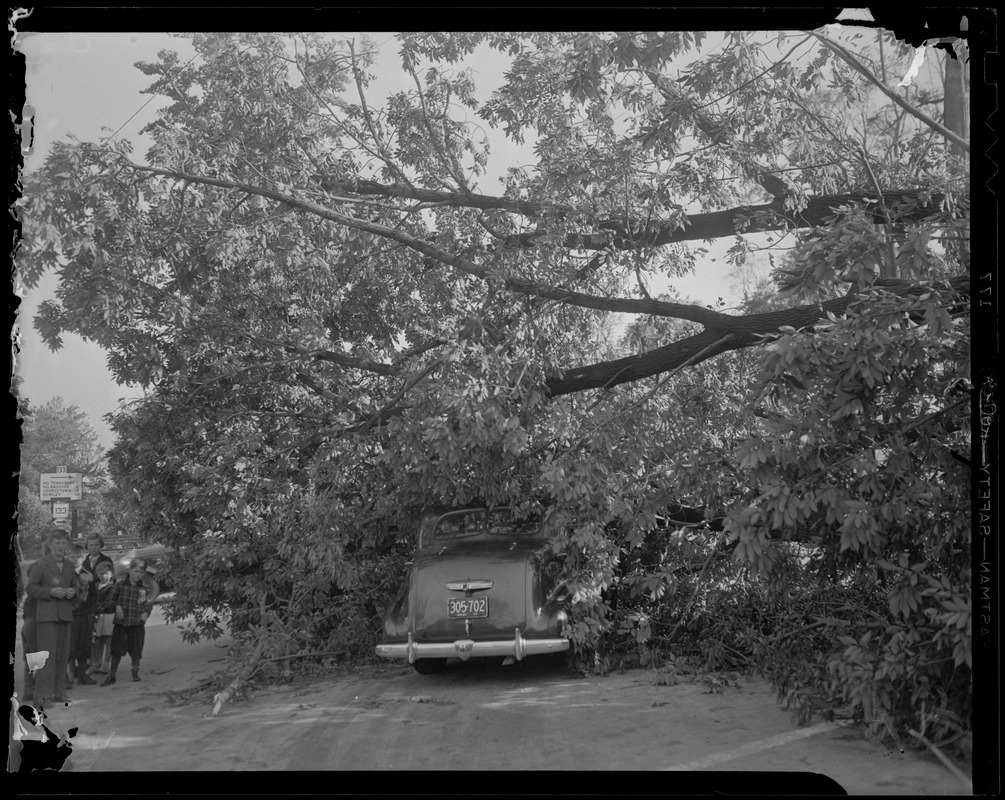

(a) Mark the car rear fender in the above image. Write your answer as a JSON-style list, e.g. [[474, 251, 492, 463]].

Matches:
[[383, 576, 411, 641]]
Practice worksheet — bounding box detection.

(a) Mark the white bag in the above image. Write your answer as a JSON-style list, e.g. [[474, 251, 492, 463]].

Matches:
[[94, 612, 116, 637]]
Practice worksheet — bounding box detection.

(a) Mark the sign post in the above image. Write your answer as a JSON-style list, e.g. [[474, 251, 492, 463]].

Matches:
[[40, 471, 83, 502], [40, 466, 84, 537]]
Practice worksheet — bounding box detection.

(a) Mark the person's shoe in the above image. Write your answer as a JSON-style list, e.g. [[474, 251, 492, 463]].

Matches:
[[77, 672, 96, 685], [132, 672, 141, 682], [101, 676, 116, 686]]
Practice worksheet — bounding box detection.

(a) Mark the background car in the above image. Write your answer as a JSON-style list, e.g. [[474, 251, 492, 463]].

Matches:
[[114, 544, 175, 597], [376, 507, 570, 673]]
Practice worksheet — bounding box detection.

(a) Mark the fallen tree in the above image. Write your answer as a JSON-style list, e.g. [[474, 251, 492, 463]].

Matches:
[[19, 29, 972, 736]]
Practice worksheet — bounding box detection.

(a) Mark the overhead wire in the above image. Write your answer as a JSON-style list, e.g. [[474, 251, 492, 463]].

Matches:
[[102, 49, 200, 144]]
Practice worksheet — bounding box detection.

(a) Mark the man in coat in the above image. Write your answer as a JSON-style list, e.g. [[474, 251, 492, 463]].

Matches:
[[24, 528, 80, 705]]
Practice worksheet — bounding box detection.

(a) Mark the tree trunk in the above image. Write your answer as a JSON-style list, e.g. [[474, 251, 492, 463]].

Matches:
[[943, 40, 970, 162], [943, 32, 970, 273]]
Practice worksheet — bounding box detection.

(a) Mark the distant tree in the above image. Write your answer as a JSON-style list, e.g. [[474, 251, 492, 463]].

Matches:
[[17, 391, 108, 555]]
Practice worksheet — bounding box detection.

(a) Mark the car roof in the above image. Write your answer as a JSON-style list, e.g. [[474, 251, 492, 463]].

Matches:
[[116, 544, 172, 561]]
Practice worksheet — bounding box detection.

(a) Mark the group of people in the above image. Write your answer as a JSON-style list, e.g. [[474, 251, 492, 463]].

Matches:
[[21, 528, 157, 706]]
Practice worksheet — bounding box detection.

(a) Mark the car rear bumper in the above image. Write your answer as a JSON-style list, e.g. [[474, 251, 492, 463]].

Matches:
[[376, 629, 569, 663]]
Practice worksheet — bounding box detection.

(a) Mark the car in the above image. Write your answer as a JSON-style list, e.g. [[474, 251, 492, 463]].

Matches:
[[376, 507, 571, 673], [114, 544, 175, 596]]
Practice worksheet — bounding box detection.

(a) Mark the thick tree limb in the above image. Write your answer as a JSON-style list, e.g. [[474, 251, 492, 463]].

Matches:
[[120, 154, 944, 262], [113, 157, 741, 326], [547, 328, 743, 397], [545, 276, 969, 397], [116, 160, 953, 343], [313, 172, 943, 251], [109, 158, 965, 405], [524, 190, 945, 251]]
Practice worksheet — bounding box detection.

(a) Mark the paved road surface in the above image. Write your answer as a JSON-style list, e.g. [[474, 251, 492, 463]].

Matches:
[[11, 606, 972, 793]]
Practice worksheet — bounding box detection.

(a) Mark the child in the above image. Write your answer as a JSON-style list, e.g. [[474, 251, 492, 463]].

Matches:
[[67, 545, 96, 686], [81, 532, 113, 581], [89, 562, 116, 675], [101, 558, 155, 685]]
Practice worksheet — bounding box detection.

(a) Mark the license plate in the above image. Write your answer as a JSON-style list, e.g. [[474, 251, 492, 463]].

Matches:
[[447, 596, 489, 618]]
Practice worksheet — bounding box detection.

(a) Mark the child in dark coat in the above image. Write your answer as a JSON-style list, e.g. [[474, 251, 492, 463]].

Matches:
[[101, 558, 155, 685], [89, 561, 117, 675], [67, 545, 96, 686]]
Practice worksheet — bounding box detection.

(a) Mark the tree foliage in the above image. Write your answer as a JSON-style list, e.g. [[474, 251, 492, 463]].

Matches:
[[18, 27, 971, 740]]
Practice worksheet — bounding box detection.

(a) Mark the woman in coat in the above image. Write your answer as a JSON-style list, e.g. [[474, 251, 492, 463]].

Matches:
[[80, 532, 114, 582]]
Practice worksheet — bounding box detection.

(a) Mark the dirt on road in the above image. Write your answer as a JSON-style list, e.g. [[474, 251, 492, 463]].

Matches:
[[10, 606, 972, 794]]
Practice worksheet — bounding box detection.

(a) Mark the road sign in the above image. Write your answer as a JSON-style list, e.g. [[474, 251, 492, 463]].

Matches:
[[52, 501, 70, 520], [40, 472, 83, 501]]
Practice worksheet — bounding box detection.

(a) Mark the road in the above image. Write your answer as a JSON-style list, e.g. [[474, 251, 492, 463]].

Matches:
[[10, 605, 971, 793]]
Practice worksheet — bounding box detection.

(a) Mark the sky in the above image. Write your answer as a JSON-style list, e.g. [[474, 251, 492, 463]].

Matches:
[[17, 32, 196, 448], [14, 31, 757, 450]]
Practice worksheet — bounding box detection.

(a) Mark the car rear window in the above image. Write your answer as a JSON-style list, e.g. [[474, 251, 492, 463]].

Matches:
[[432, 509, 542, 541]]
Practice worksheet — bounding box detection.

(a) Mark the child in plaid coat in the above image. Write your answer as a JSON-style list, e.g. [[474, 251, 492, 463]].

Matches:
[[100, 558, 155, 685]]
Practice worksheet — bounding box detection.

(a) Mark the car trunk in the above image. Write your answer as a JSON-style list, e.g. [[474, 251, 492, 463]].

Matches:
[[411, 540, 541, 641]]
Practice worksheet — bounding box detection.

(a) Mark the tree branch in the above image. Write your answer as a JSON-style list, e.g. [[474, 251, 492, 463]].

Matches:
[[309, 175, 942, 251], [347, 40, 414, 187], [522, 189, 945, 251], [112, 155, 743, 326], [811, 32, 969, 154], [645, 68, 790, 199], [226, 327, 402, 377], [311, 173, 566, 217]]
